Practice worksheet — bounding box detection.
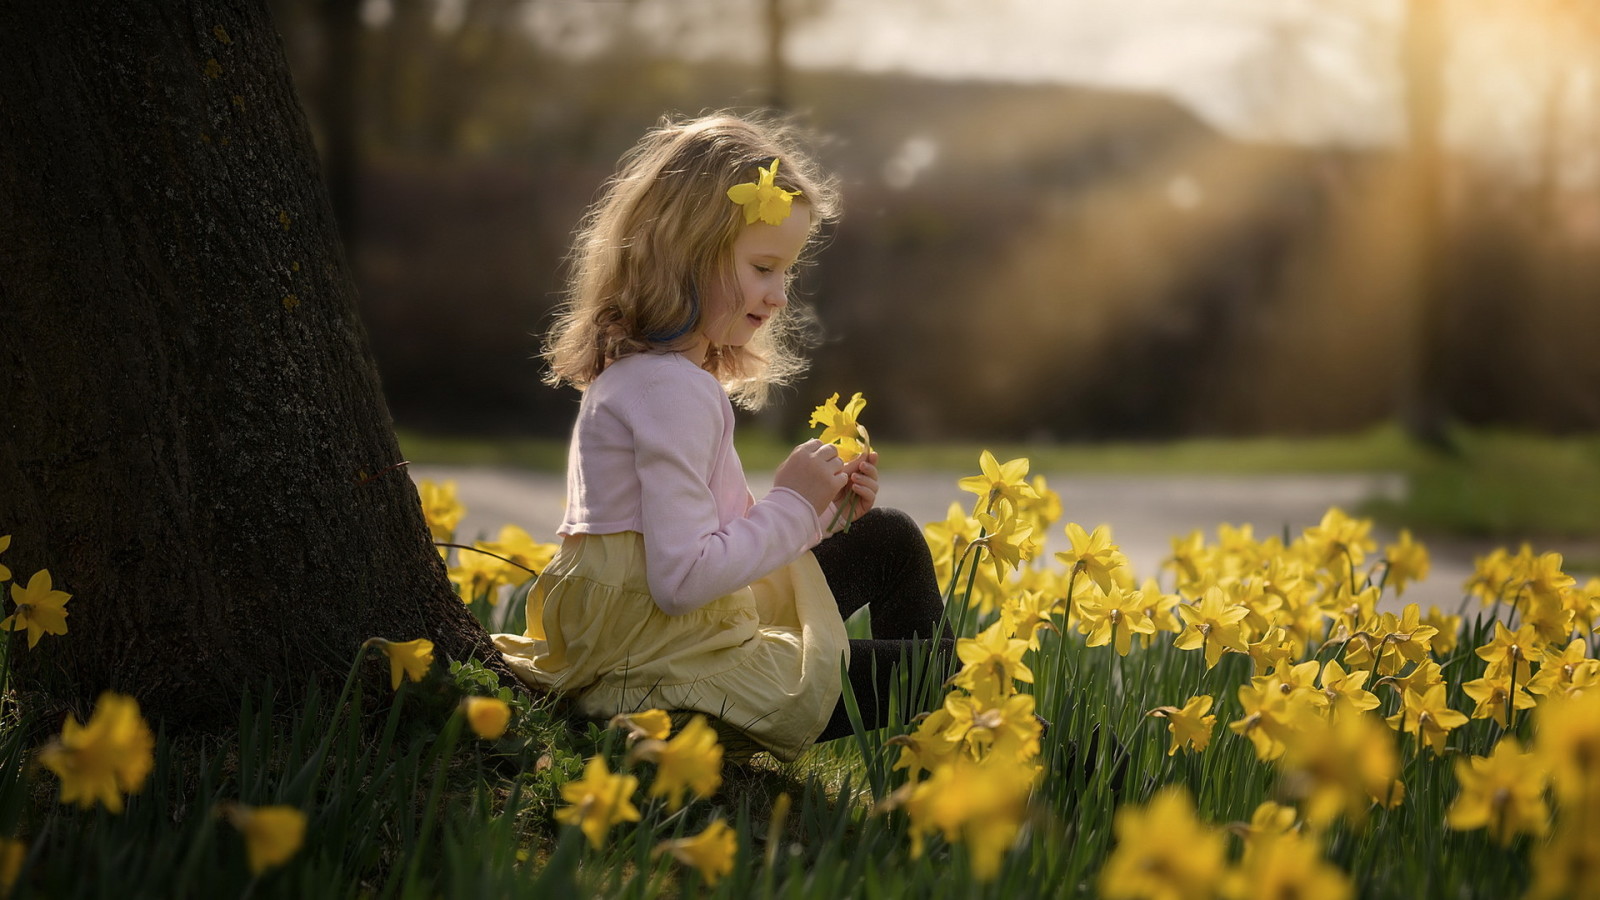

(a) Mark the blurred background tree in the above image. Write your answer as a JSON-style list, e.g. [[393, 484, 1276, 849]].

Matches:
[[265, 0, 1600, 444]]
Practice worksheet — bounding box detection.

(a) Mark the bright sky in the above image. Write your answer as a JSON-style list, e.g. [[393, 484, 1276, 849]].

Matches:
[[515, 0, 1597, 176], [781, 0, 1406, 147]]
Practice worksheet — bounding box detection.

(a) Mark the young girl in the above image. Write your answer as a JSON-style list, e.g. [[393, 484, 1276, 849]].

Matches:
[[494, 113, 951, 762]]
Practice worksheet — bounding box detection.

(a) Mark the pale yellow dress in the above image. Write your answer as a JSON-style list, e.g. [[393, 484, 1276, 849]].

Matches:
[[493, 531, 849, 762]]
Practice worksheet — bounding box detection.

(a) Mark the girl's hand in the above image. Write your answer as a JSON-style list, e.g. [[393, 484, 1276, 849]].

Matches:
[[775, 439, 848, 515], [837, 451, 879, 522]]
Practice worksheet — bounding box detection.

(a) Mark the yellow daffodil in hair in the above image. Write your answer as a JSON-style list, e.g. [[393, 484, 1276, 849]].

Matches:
[[727, 159, 799, 225]]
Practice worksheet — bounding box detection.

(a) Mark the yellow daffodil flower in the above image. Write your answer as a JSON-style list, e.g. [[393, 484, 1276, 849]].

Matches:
[[0, 534, 11, 582], [1340, 618, 1401, 676], [1224, 831, 1354, 900], [1147, 694, 1216, 756], [1174, 587, 1250, 669], [610, 709, 673, 743], [655, 819, 737, 886], [2, 569, 70, 649], [1054, 523, 1128, 594], [1233, 802, 1299, 864], [973, 512, 1035, 582], [1318, 660, 1381, 714], [418, 479, 466, 543], [1386, 685, 1467, 756], [449, 546, 508, 604], [1164, 529, 1212, 595], [924, 501, 980, 589], [1382, 529, 1430, 596], [1321, 584, 1381, 644], [1521, 549, 1577, 608], [1418, 607, 1460, 657], [1386, 604, 1441, 666], [1527, 828, 1600, 900], [1281, 709, 1404, 828], [1467, 546, 1515, 606], [999, 589, 1062, 650], [463, 696, 512, 740], [224, 804, 308, 874], [952, 621, 1034, 697], [1231, 676, 1322, 763], [957, 451, 1038, 517], [1461, 669, 1537, 728], [1534, 688, 1600, 805], [1447, 737, 1550, 846], [1244, 627, 1298, 676], [726, 159, 799, 225], [37, 692, 155, 813], [1519, 589, 1575, 646], [1079, 584, 1154, 657], [555, 756, 641, 849], [1301, 507, 1376, 571], [889, 705, 964, 778], [631, 714, 723, 812], [1475, 621, 1543, 684], [1259, 554, 1312, 609], [1098, 786, 1227, 900], [1022, 474, 1061, 528], [1527, 638, 1594, 697], [936, 683, 1041, 764], [1384, 659, 1444, 700], [1559, 576, 1600, 635], [478, 524, 557, 584], [808, 392, 868, 462], [879, 756, 1034, 881], [369, 637, 435, 690]]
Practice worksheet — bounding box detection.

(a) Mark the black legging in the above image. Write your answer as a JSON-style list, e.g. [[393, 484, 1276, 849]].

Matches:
[[809, 508, 955, 741]]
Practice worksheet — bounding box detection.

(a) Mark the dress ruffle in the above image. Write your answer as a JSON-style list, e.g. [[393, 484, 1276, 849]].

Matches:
[[493, 531, 848, 762]]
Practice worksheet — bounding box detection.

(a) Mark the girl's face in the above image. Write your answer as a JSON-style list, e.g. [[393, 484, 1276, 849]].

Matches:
[[691, 203, 812, 358]]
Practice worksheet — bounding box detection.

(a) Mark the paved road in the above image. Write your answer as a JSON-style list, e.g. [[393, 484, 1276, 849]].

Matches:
[[414, 464, 1490, 616]]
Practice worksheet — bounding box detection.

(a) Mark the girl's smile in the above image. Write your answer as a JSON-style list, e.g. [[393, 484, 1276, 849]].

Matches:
[[687, 204, 813, 363]]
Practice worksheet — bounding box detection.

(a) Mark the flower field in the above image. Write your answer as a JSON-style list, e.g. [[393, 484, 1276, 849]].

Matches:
[[2, 450, 1599, 898]]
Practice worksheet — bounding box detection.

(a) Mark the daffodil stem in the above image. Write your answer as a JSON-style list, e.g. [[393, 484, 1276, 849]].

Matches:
[[943, 539, 984, 602], [434, 542, 540, 575], [953, 528, 988, 638], [1050, 568, 1081, 708], [1343, 545, 1360, 596], [1506, 656, 1519, 733], [0, 630, 12, 716], [1505, 585, 1528, 630]]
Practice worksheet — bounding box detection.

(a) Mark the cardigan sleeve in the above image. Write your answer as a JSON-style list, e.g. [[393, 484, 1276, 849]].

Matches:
[[628, 371, 823, 616]]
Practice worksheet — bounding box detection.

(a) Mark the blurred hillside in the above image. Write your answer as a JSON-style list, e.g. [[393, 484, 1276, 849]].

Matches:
[[272, 1, 1600, 443]]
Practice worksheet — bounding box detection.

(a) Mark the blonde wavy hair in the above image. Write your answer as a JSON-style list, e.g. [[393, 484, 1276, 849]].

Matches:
[[541, 112, 839, 410]]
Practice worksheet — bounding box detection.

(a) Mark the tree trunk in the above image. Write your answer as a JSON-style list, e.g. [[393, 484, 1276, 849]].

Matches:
[[1399, 0, 1455, 452], [318, 0, 362, 249], [0, 0, 511, 725], [764, 0, 789, 111]]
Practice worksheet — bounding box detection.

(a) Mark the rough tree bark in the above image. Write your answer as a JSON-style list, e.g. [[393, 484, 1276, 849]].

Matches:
[[0, 0, 512, 724]]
